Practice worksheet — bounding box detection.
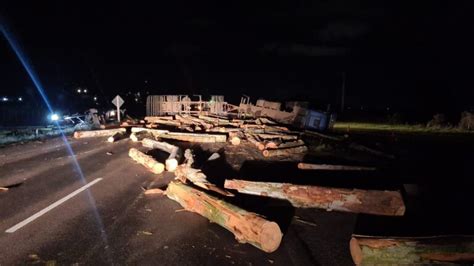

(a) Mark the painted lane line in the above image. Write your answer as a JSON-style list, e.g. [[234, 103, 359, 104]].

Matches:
[[5, 178, 103, 233]]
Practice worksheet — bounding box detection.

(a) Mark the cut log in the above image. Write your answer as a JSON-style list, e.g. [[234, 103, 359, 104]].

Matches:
[[142, 138, 180, 171], [174, 164, 233, 197], [298, 163, 376, 171], [262, 145, 308, 157], [166, 181, 282, 252], [131, 127, 169, 134], [144, 188, 165, 195], [74, 128, 126, 139], [275, 139, 305, 149], [224, 179, 405, 216], [350, 235, 474, 265], [145, 117, 181, 127], [161, 132, 227, 143], [128, 148, 165, 174], [230, 136, 241, 146], [245, 134, 265, 150], [107, 132, 127, 142], [253, 133, 298, 141], [129, 131, 152, 142]]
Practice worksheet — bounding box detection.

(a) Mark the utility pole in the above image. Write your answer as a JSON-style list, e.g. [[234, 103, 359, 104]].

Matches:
[[341, 71, 346, 113]]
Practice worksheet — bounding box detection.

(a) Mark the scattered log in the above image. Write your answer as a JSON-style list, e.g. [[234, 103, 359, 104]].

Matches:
[[107, 132, 127, 143], [0, 187, 8, 192], [161, 132, 227, 143], [224, 179, 405, 216], [129, 131, 151, 142], [254, 133, 297, 141], [257, 117, 277, 125], [166, 181, 283, 252], [145, 117, 181, 127], [276, 139, 305, 149], [174, 164, 233, 196], [230, 136, 241, 146], [131, 127, 169, 134], [128, 148, 165, 174], [298, 163, 376, 171], [245, 134, 265, 150], [73, 128, 126, 139], [350, 235, 474, 265], [142, 138, 180, 171], [262, 145, 308, 157]]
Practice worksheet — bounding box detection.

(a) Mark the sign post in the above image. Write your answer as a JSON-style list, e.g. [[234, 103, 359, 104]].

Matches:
[[112, 95, 124, 122]]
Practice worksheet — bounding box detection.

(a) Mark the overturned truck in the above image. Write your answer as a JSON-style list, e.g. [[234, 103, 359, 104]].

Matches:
[[146, 95, 335, 131]]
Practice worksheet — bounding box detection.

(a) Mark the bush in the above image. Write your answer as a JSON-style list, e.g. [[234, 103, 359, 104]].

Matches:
[[458, 111, 474, 131], [427, 113, 448, 128]]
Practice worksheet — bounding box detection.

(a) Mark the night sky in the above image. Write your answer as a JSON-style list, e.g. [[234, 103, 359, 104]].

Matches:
[[1, 1, 474, 118]]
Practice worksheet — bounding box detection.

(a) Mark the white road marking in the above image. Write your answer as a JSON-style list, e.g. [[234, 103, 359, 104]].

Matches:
[[5, 178, 103, 233]]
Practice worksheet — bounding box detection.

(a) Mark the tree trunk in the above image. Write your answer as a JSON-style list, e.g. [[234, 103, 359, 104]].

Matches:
[[161, 132, 227, 143], [130, 131, 152, 142], [224, 179, 405, 216], [262, 145, 308, 157], [298, 163, 376, 171], [166, 181, 283, 252], [350, 235, 474, 265], [128, 148, 164, 174], [245, 134, 265, 150], [73, 128, 126, 138], [275, 139, 305, 149]]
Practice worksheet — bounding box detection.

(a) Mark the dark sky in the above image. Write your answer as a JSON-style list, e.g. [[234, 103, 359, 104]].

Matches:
[[1, 1, 474, 114]]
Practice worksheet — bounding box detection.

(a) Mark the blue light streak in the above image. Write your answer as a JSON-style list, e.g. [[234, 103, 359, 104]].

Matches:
[[1, 21, 111, 259]]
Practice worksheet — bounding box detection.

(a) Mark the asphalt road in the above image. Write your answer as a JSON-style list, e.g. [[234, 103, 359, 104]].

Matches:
[[0, 136, 357, 265]]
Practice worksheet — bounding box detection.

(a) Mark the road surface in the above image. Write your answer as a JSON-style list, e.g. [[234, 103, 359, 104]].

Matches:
[[0, 136, 356, 265]]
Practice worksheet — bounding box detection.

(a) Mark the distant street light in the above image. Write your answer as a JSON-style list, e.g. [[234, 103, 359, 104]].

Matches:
[[18, 97, 23, 101], [93, 96, 98, 101], [84, 89, 88, 93], [2, 97, 8, 102], [77, 89, 81, 93]]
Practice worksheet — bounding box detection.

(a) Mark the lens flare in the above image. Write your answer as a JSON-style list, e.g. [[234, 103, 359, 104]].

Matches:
[[1, 21, 111, 258]]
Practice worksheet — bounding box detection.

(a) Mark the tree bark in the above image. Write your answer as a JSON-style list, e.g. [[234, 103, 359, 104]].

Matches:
[[224, 179, 405, 216], [262, 145, 308, 157], [298, 163, 376, 171], [128, 148, 165, 174], [350, 235, 474, 265], [166, 181, 283, 252], [73, 128, 126, 139]]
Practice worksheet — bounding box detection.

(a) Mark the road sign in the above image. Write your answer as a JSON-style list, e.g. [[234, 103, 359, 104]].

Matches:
[[112, 95, 124, 122]]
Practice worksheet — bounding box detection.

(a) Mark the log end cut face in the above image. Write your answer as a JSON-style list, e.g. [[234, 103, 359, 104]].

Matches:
[[259, 221, 283, 253]]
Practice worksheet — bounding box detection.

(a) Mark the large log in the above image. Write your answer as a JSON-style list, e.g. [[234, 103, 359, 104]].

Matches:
[[73, 128, 126, 139], [253, 133, 297, 141], [166, 181, 283, 252], [350, 235, 474, 265], [245, 134, 265, 150], [129, 131, 152, 142], [142, 138, 180, 171], [161, 132, 227, 143], [275, 139, 305, 149], [224, 180, 405, 216], [128, 148, 165, 174], [131, 127, 169, 134], [298, 163, 376, 171], [262, 145, 308, 157], [145, 116, 181, 127]]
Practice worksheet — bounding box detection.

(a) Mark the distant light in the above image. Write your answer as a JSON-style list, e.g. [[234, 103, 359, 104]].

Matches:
[[93, 96, 98, 101], [84, 89, 88, 93], [110, 110, 116, 116], [50, 113, 60, 121], [77, 89, 81, 93], [2, 97, 8, 102], [18, 97, 23, 101], [134, 98, 138, 102]]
